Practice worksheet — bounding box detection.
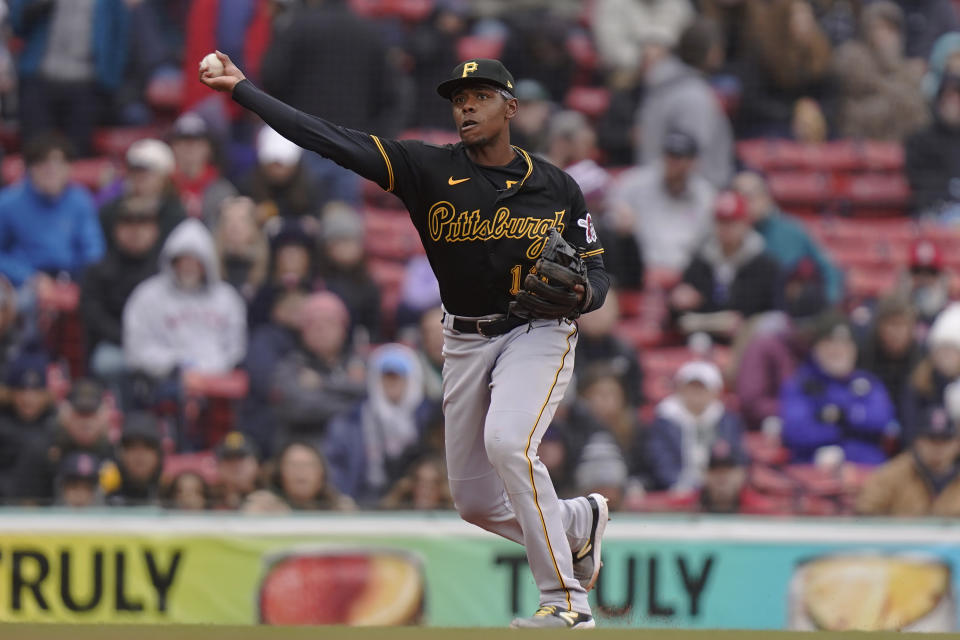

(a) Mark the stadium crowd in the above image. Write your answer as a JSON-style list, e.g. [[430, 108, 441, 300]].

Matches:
[[0, 0, 959, 517]]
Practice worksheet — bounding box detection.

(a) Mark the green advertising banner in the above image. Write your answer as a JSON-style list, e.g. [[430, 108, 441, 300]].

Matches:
[[0, 512, 956, 631]]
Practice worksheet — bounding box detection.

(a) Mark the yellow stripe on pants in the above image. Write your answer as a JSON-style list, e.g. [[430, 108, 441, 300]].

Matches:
[[522, 324, 577, 611]]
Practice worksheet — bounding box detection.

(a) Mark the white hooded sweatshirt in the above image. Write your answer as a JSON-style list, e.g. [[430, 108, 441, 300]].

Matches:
[[123, 219, 247, 378]]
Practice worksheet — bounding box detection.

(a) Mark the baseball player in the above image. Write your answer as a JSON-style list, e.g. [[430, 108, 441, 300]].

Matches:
[[200, 54, 610, 629]]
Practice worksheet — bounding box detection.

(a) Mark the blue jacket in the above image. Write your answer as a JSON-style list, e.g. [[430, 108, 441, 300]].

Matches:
[[238, 323, 298, 458], [323, 399, 436, 505], [645, 399, 746, 491], [10, 0, 129, 89], [780, 362, 897, 465], [755, 211, 843, 304], [0, 179, 104, 286]]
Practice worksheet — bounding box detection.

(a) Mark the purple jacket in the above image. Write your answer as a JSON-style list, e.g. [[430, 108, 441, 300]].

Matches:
[[736, 330, 799, 430]]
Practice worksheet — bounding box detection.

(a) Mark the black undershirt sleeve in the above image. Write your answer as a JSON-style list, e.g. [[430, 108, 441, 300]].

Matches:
[[583, 254, 609, 314], [232, 79, 394, 191]]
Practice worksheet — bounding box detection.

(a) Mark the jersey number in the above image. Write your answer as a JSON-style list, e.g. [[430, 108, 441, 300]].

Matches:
[[509, 264, 522, 296]]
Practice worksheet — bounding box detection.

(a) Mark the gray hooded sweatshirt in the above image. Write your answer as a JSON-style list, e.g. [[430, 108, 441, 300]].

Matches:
[[637, 55, 734, 189], [123, 219, 247, 378]]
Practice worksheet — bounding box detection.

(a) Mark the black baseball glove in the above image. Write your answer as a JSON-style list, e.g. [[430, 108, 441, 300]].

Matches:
[[509, 228, 592, 320]]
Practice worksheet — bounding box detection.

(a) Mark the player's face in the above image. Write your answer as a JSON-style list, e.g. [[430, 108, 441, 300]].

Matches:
[[451, 85, 517, 148]]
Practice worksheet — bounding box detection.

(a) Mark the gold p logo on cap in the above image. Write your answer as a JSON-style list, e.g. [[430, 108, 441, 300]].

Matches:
[[462, 61, 478, 77]]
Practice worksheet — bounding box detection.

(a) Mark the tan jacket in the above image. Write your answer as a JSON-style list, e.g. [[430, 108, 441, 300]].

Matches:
[[856, 452, 960, 517]]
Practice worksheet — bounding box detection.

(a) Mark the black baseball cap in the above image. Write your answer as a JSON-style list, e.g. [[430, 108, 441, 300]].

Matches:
[[58, 452, 101, 483], [917, 406, 957, 440], [5, 352, 48, 389], [437, 59, 516, 100], [120, 412, 162, 449], [662, 130, 699, 157], [67, 378, 104, 415], [215, 431, 259, 460]]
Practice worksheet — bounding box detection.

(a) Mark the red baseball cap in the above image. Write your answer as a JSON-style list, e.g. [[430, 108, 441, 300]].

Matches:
[[909, 239, 943, 271], [714, 191, 749, 222]]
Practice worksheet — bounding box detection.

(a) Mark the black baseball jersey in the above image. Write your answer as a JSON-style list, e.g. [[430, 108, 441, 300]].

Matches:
[[233, 80, 608, 317]]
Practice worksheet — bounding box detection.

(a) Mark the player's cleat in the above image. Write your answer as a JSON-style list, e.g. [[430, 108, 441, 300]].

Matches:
[[510, 605, 595, 629], [572, 492, 609, 591]]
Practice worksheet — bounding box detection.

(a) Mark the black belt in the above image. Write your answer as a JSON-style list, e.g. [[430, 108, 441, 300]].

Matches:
[[449, 315, 528, 337]]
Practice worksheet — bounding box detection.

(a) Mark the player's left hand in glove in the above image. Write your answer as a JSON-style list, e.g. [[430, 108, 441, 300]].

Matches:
[[510, 228, 592, 320]]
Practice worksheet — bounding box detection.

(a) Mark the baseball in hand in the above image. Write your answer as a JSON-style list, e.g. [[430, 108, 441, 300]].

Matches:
[[201, 53, 224, 77]]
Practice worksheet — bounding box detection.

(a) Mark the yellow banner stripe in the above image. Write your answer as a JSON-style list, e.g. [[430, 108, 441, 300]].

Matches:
[[579, 248, 605, 258]]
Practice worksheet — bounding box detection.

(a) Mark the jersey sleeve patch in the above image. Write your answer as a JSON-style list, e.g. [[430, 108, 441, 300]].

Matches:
[[577, 212, 598, 244]]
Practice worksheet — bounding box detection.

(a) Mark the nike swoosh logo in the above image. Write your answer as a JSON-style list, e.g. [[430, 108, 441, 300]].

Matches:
[[448, 176, 470, 185]]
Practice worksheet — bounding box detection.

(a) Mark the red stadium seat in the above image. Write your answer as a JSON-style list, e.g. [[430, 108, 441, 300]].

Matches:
[[182, 371, 250, 450], [818, 140, 861, 173], [627, 490, 698, 513], [368, 258, 408, 292], [348, 0, 382, 17], [398, 128, 460, 146], [835, 173, 911, 216], [0, 122, 19, 153], [615, 319, 664, 351], [70, 157, 118, 191], [845, 266, 898, 300], [640, 346, 732, 403], [736, 139, 774, 172], [456, 36, 505, 62], [564, 86, 610, 119], [163, 451, 219, 486], [146, 72, 184, 111], [36, 281, 84, 377], [767, 171, 832, 208], [183, 370, 250, 398], [364, 207, 423, 260], [644, 267, 681, 291], [2, 155, 22, 185], [743, 432, 790, 466], [860, 141, 904, 172], [739, 487, 795, 516], [565, 32, 599, 73], [383, 0, 434, 21], [616, 290, 644, 318], [4, 155, 119, 191], [93, 125, 165, 158]]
